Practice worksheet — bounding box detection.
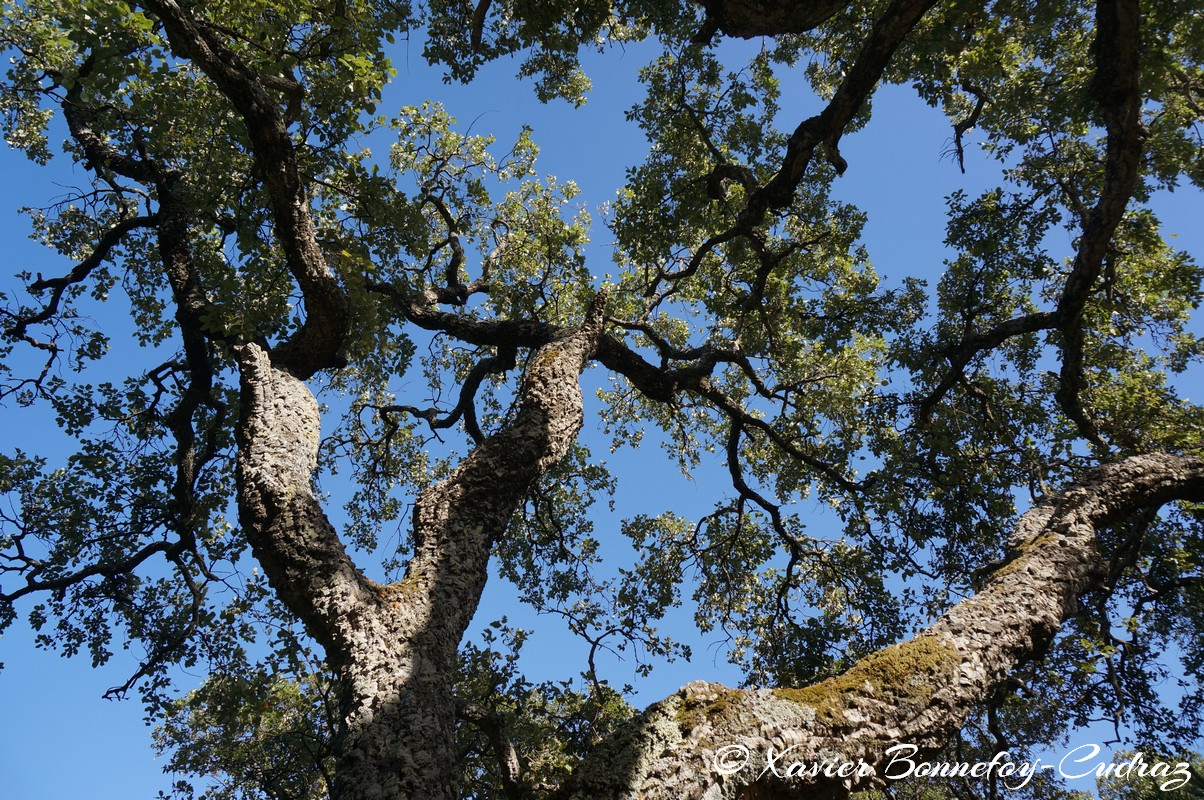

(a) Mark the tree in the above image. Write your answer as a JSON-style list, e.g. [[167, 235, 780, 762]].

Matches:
[[1, 0, 1203, 798]]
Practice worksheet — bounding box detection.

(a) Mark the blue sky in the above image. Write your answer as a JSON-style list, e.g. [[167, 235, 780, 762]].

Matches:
[[2, 28, 1204, 800]]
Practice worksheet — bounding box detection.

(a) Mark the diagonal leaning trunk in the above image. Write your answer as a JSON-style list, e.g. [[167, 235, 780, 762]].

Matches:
[[234, 295, 609, 800], [558, 453, 1204, 800]]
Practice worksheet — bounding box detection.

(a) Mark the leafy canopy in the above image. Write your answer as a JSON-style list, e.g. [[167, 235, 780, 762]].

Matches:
[[1, 0, 1204, 797]]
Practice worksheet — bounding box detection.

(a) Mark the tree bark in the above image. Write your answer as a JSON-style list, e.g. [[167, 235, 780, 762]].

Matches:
[[234, 295, 608, 800], [141, 0, 349, 378], [331, 293, 607, 800], [558, 453, 1204, 800]]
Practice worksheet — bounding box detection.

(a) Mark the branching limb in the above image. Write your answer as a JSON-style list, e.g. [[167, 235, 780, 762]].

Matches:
[[743, 0, 941, 224], [645, 0, 938, 309], [378, 345, 518, 444], [0, 539, 177, 604], [950, 82, 988, 174], [1053, 0, 1143, 450], [560, 453, 1204, 799], [399, 293, 608, 608], [103, 551, 206, 700], [233, 341, 377, 654], [700, 376, 865, 492], [916, 311, 1060, 420], [328, 295, 609, 800], [139, 0, 348, 378], [422, 193, 469, 300], [58, 51, 157, 184], [917, 0, 1144, 449], [4, 214, 157, 342], [372, 281, 862, 490]]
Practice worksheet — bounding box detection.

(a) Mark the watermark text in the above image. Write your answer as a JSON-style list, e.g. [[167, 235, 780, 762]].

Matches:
[[709, 742, 1194, 792]]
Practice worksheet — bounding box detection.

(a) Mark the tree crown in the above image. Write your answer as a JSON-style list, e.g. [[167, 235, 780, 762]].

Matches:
[[2, 0, 1204, 797]]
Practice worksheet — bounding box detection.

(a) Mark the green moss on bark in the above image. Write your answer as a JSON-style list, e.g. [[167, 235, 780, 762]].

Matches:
[[675, 686, 742, 734], [773, 636, 957, 722]]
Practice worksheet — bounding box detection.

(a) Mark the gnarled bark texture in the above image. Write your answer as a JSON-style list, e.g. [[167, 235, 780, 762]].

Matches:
[[558, 454, 1204, 800], [235, 296, 608, 800], [27, 1, 1174, 799]]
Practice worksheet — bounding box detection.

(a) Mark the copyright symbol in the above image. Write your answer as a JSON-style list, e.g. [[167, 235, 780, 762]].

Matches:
[[713, 744, 750, 775]]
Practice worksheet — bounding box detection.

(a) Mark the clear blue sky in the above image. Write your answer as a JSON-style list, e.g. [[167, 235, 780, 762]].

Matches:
[[2, 29, 1203, 800]]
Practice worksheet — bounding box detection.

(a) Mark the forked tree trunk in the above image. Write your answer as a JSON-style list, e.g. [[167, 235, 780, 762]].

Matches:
[[236, 295, 1204, 800], [234, 297, 608, 800]]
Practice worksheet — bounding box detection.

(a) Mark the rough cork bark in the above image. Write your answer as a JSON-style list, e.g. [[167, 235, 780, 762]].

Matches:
[[557, 454, 1204, 800], [163, 0, 1181, 797], [235, 315, 1204, 800], [235, 296, 608, 799]]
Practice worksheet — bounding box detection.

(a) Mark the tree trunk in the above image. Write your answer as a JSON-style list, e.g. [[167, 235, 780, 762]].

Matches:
[[234, 296, 608, 800]]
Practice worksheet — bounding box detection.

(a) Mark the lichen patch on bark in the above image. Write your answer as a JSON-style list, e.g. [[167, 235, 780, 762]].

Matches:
[[774, 635, 958, 725]]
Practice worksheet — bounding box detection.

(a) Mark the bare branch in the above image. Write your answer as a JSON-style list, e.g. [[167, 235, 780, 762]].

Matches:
[[4, 214, 157, 342], [0, 538, 177, 604], [950, 82, 988, 174], [378, 345, 518, 445]]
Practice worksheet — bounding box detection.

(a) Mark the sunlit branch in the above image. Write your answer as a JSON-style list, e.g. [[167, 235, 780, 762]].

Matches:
[[562, 454, 1204, 799]]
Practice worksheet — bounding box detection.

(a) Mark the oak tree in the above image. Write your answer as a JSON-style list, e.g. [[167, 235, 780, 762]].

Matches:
[[2, 0, 1204, 799]]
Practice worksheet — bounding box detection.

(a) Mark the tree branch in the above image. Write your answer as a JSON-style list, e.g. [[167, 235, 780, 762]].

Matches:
[[458, 700, 529, 800], [950, 82, 988, 174], [560, 453, 1204, 799], [700, 0, 853, 39], [58, 51, 157, 184], [371, 281, 862, 488], [377, 344, 518, 445], [329, 294, 609, 800], [0, 539, 178, 604], [233, 342, 376, 653], [4, 214, 157, 342], [742, 0, 941, 224], [1054, 0, 1144, 450], [916, 0, 1144, 445], [139, 0, 348, 378]]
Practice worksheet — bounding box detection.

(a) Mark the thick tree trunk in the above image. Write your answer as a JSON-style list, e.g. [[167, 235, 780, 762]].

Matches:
[[559, 453, 1204, 800], [235, 296, 608, 800], [332, 295, 607, 800]]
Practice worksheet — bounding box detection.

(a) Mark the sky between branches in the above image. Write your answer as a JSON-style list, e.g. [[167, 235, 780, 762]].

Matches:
[[0, 29, 1202, 800]]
